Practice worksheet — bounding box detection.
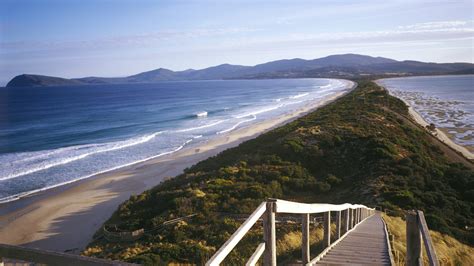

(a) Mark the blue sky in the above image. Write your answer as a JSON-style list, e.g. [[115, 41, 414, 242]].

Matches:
[[0, 0, 473, 85]]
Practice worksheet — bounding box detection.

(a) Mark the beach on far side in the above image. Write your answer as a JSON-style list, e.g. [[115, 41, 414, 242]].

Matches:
[[376, 80, 474, 162]]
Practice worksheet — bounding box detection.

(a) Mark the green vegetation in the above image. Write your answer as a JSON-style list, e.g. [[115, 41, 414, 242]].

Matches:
[[84, 81, 473, 264]]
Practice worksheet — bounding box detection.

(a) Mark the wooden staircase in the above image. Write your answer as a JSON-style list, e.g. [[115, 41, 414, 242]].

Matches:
[[316, 213, 391, 265], [206, 198, 439, 266]]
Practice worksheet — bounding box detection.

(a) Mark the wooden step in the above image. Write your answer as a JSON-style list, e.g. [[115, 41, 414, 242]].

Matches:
[[315, 213, 392, 265]]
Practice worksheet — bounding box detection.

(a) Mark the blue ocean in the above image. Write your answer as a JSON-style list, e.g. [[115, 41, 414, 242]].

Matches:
[[0, 78, 351, 202]]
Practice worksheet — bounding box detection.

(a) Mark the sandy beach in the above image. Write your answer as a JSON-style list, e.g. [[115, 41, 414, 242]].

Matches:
[[0, 80, 355, 253]]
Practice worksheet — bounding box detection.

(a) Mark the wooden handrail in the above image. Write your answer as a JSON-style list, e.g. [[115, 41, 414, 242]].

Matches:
[[273, 199, 370, 214], [406, 210, 439, 266], [206, 202, 267, 266], [206, 199, 375, 266], [245, 242, 265, 266]]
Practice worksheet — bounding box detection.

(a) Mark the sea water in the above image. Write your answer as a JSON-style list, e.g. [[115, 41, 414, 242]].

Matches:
[[0, 78, 352, 202]]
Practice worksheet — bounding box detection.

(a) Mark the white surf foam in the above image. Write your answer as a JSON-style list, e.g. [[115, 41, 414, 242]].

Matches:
[[175, 120, 227, 132], [289, 92, 309, 99], [0, 131, 165, 181], [196, 111, 208, 117], [217, 115, 257, 134], [0, 136, 196, 203]]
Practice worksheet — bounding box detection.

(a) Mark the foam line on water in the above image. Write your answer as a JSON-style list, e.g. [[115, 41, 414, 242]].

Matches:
[[0, 136, 197, 204], [289, 92, 309, 99], [0, 131, 165, 181], [217, 115, 257, 134], [235, 105, 283, 119], [175, 120, 227, 132]]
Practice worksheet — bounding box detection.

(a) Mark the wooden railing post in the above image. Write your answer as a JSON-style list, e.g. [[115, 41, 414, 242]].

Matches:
[[406, 211, 422, 266], [344, 209, 349, 233], [347, 209, 354, 229], [264, 201, 276, 266], [355, 208, 358, 224], [335, 211, 341, 239], [355, 208, 359, 224], [302, 213, 310, 264], [323, 211, 331, 247]]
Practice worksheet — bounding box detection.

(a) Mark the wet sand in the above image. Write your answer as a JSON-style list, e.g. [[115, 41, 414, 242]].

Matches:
[[404, 101, 473, 160]]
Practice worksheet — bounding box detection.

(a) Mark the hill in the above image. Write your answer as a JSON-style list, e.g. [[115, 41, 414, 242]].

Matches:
[[84, 81, 474, 264], [6, 54, 474, 87], [6, 74, 84, 87]]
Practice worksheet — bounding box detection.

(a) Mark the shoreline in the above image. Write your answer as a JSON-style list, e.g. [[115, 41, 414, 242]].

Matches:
[[406, 104, 474, 160], [0, 80, 355, 253], [375, 80, 474, 161]]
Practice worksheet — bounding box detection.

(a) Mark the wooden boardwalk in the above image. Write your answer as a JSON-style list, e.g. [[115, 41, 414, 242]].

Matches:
[[316, 213, 391, 265]]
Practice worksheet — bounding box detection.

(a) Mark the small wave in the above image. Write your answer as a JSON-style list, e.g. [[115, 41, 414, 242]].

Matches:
[[0, 131, 165, 181], [235, 105, 283, 119], [196, 111, 207, 118], [217, 115, 257, 134], [319, 83, 332, 89], [175, 120, 226, 132], [289, 92, 309, 99]]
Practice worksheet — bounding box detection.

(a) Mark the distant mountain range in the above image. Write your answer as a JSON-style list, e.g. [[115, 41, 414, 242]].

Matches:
[[6, 54, 474, 87]]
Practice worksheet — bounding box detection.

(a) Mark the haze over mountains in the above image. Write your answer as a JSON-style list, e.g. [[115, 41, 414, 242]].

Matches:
[[6, 54, 474, 87]]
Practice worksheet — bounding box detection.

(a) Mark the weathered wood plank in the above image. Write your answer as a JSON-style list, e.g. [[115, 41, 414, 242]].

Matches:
[[263, 201, 276, 266], [315, 213, 391, 266], [406, 211, 422, 266], [302, 213, 310, 264], [323, 211, 331, 248], [344, 209, 349, 233], [417, 211, 439, 266]]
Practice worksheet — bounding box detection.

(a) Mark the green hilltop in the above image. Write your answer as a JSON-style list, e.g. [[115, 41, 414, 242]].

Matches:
[[84, 81, 473, 264]]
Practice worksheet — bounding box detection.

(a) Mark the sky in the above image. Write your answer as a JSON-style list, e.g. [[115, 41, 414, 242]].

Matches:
[[0, 0, 473, 85]]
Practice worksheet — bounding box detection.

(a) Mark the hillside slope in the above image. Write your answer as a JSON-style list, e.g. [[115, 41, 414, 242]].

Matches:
[[84, 81, 473, 264]]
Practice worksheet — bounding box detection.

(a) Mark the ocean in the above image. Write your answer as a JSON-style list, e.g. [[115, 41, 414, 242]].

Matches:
[[378, 75, 474, 152], [0, 78, 351, 202]]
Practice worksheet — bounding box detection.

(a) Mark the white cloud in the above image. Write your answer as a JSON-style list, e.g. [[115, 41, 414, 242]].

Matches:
[[398, 20, 470, 30], [0, 27, 260, 52]]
